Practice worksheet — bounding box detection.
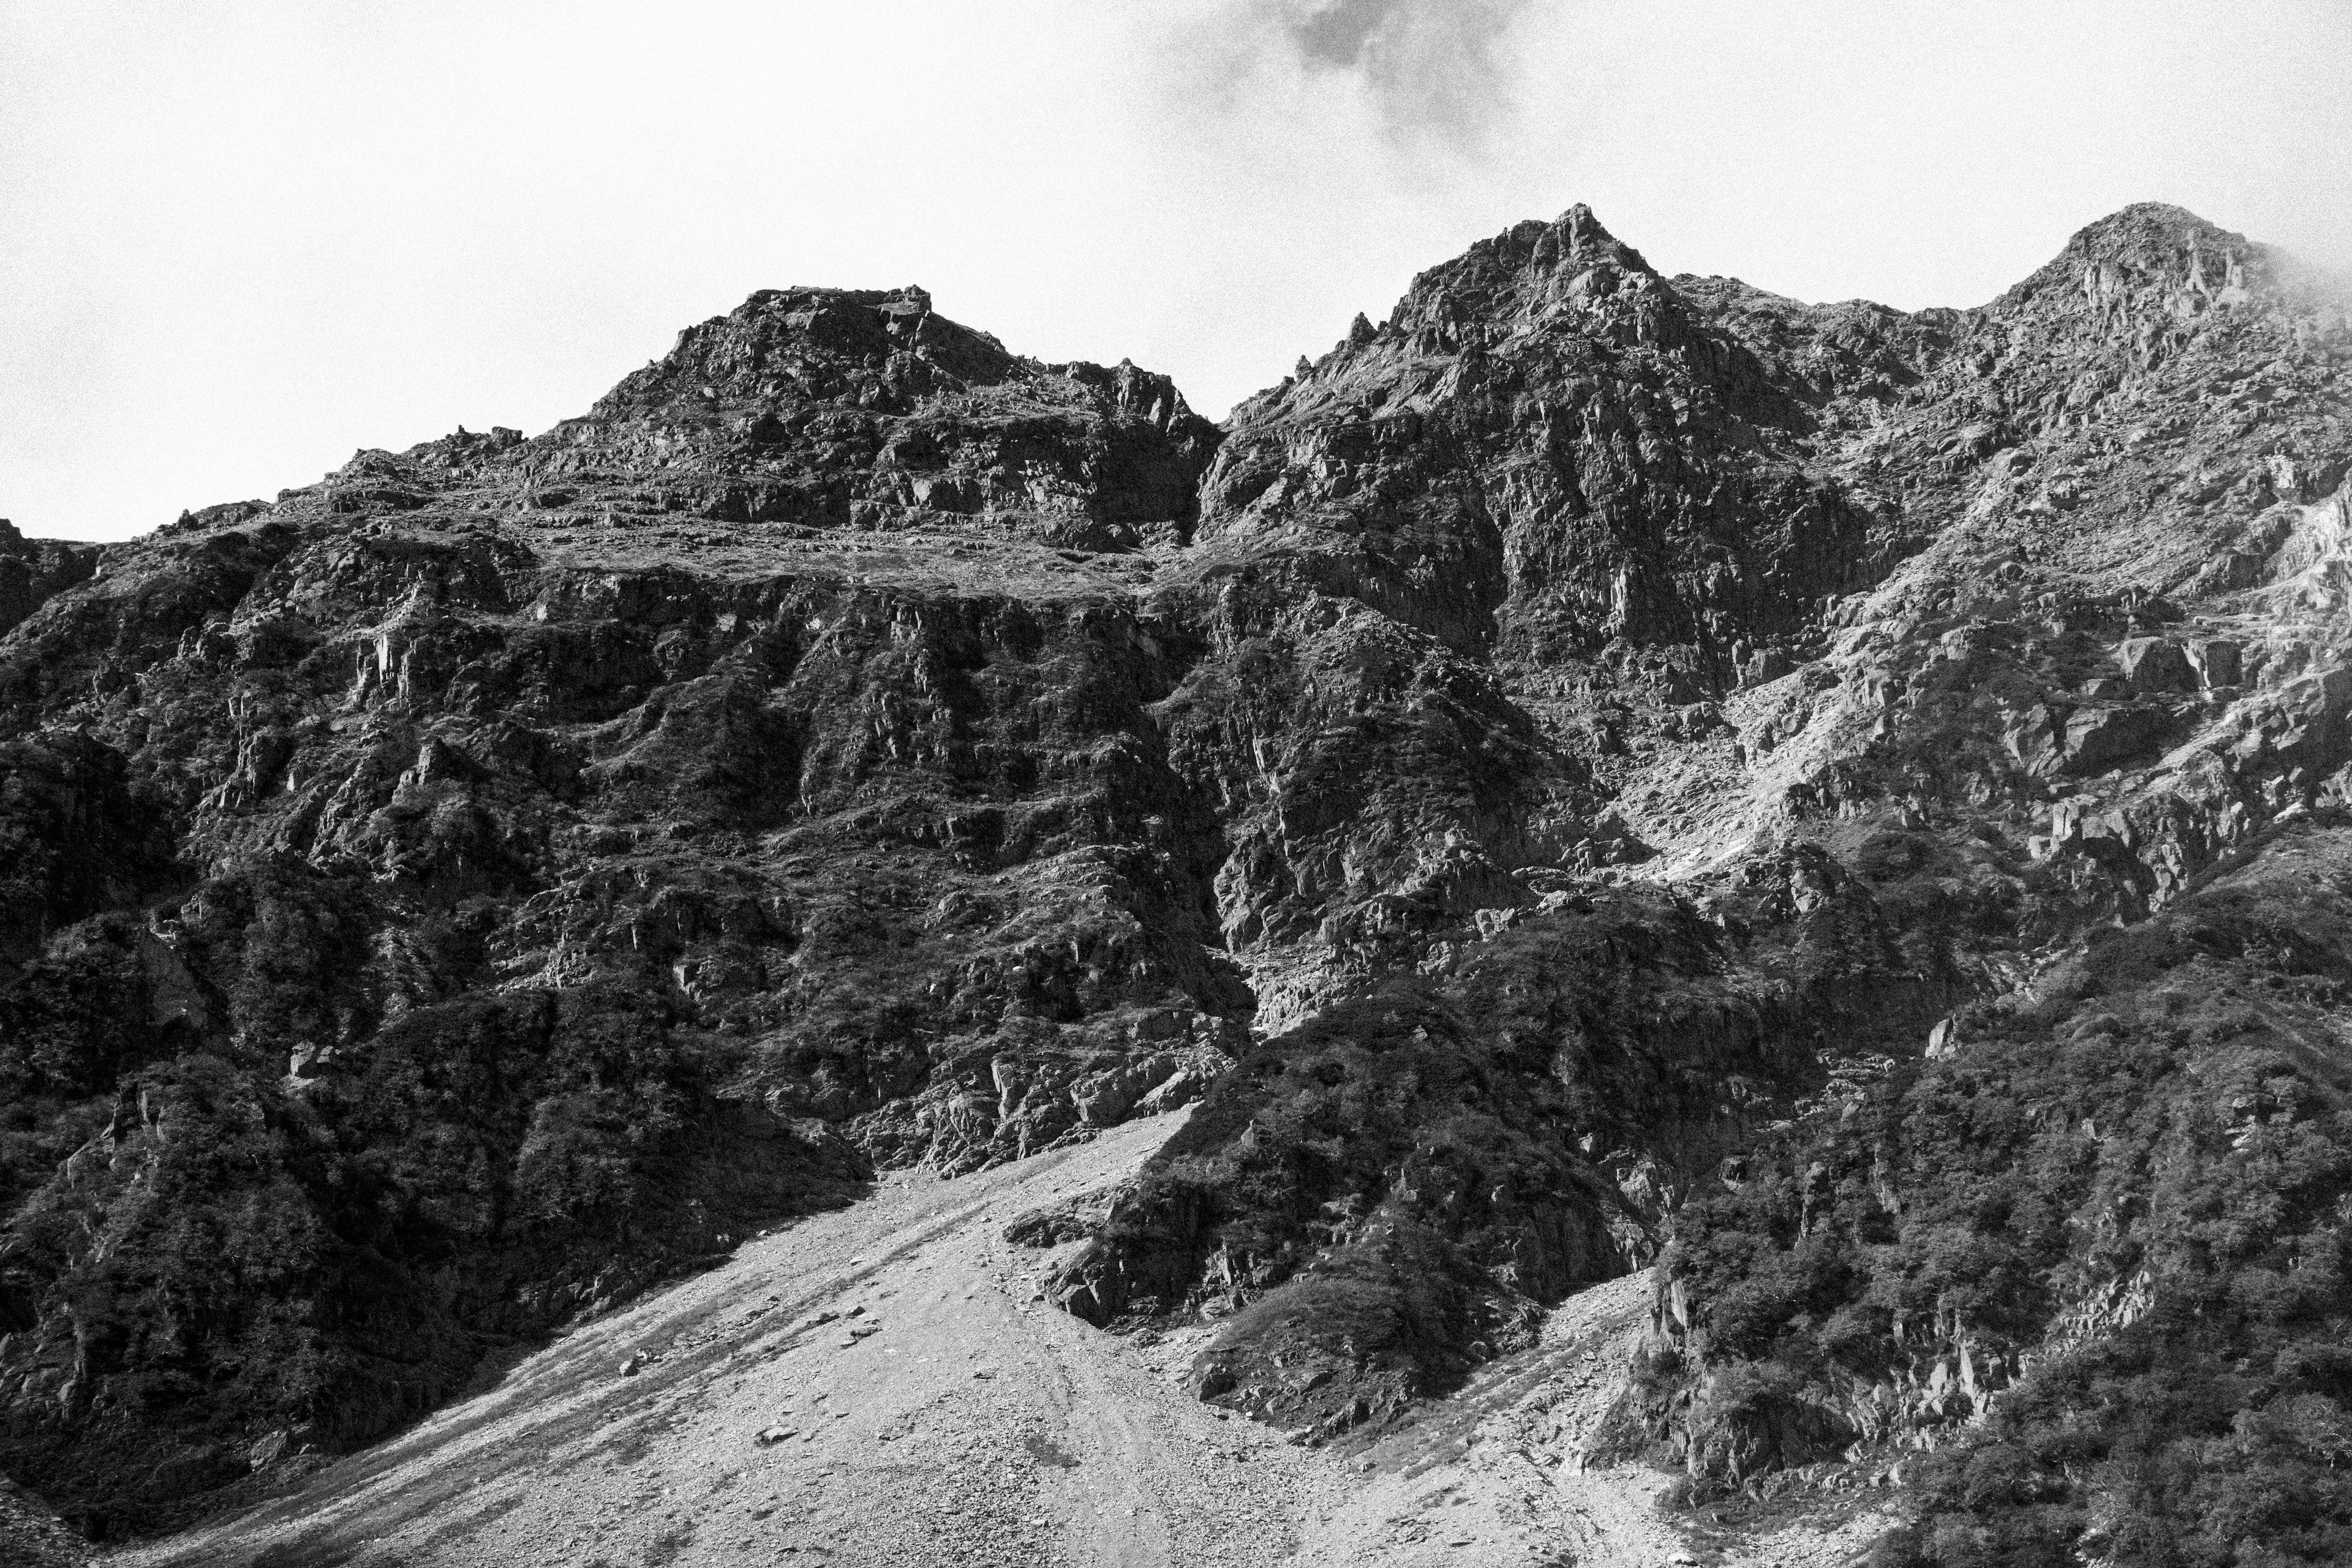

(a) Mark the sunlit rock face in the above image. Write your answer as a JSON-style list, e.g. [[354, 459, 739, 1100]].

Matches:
[[4, 202, 2351, 1548]]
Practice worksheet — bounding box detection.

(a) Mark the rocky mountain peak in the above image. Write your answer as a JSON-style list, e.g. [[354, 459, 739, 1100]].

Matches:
[[1384, 205, 1666, 355], [1988, 202, 2288, 348], [9, 198, 2352, 1564], [1199, 200, 1895, 665], [2041, 200, 2256, 283], [1395, 200, 1662, 326], [1241, 203, 1674, 410], [572, 283, 1022, 437], [335, 282, 1227, 549]]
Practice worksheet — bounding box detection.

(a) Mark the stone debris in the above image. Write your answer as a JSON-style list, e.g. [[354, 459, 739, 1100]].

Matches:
[[5, 198, 2345, 1568]]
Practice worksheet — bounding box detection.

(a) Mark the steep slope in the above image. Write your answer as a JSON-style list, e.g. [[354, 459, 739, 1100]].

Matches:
[[1, 201, 2348, 1567], [1173, 206, 1933, 1020], [1047, 203, 2352, 1563], [0, 290, 1245, 1537], [1629, 824, 2352, 1567], [115, 1110, 1353, 1568], [0, 520, 97, 641]]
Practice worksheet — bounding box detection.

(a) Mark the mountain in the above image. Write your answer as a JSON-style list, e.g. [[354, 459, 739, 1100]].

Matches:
[[2, 201, 2350, 1564]]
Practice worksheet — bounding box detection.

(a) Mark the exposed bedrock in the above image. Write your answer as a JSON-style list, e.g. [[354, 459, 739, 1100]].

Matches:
[[2, 200, 2350, 1557]]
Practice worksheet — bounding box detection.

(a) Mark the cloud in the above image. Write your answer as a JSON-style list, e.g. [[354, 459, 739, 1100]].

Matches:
[[1178, 0, 1545, 153]]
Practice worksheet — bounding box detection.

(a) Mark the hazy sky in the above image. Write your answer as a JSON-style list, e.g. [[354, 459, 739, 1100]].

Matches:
[[6, 0, 2350, 542]]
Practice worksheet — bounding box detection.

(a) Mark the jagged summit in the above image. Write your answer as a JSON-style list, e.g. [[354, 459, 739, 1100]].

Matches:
[[302, 281, 1226, 551], [1200, 198, 1904, 659], [1996, 200, 2271, 319], [1241, 204, 1676, 410], [2051, 200, 2252, 268], [582, 283, 1025, 428], [7, 198, 2352, 1566], [1395, 202, 1662, 321]]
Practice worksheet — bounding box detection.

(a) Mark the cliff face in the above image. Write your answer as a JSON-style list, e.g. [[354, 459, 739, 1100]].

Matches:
[[0, 287, 1245, 1534], [3, 202, 2350, 1556], [0, 522, 97, 644]]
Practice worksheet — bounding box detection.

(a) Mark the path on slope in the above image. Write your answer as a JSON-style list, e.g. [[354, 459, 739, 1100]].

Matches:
[[1294, 1273, 1882, 1568], [119, 1112, 1346, 1568], [113, 1107, 1860, 1568], [1294, 1272, 1678, 1567]]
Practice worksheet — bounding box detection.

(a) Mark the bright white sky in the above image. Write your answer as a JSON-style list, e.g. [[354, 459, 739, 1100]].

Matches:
[[6, 0, 2350, 541]]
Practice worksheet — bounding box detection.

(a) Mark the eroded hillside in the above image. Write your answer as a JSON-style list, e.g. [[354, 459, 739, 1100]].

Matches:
[[2, 201, 2349, 1563]]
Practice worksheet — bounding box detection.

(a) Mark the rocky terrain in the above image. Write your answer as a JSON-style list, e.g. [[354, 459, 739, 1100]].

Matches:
[[2, 199, 2350, 1564], [113, 1110, 1353, 1568]]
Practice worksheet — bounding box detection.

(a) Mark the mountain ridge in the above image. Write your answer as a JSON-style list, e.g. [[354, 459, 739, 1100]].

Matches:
[[3, 199, 2351, 1565]]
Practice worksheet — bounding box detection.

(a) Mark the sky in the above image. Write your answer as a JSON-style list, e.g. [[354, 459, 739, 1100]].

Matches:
[[5, 0, 2350, 542]]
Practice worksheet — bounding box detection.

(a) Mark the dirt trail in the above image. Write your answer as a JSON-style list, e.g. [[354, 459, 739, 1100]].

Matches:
[[1289, 1271, 1683, 1568], [110, 1110, 1870, 1568], [1294, 1270, 1887, 1568], [115, 1112, 1340, 1568]]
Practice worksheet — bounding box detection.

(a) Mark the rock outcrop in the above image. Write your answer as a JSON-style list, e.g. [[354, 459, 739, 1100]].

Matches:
[[0, 520, 97, 642], [0, 290, 1240, 1536], [1623, 825, 2352, 1566], [3, 201, 2350, 1562]]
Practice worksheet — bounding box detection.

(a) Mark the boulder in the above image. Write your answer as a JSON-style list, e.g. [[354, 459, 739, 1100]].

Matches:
[[2117, 637, 2195, 693], [2063, 704, 2174, 775], [2186, 636, 2244, 688]]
